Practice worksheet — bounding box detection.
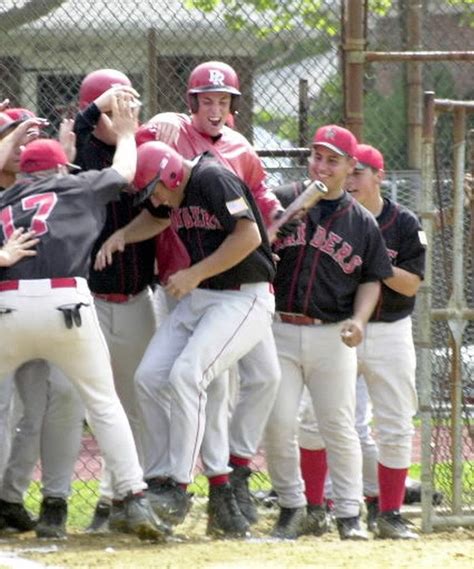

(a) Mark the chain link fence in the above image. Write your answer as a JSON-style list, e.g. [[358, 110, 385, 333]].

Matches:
[[0, 0, 473, 530]]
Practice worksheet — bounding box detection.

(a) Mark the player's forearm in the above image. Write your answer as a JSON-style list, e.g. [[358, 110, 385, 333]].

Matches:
[[123, 210, 170, 244], [383, 266, 421, 297], [352, 281, 381, 325], [111, 133, 137, 183], [0, 133, 16, 171], [189, 219, 261, 283]]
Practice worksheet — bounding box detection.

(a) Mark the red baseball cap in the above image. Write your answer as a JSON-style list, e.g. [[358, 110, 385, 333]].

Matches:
[[312, 125, 357, 157], [135, 123, 158, 147], [20, 139, 78, 173], [355, 144, 384, 171], [0, 112, 22, 136]]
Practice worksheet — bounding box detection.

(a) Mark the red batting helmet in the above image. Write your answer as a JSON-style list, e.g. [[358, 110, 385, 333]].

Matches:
[[4, 108, 36, 122], [187, 61, 241, 114], [134, 141, 185, 202], [79, 68, 131, 110]]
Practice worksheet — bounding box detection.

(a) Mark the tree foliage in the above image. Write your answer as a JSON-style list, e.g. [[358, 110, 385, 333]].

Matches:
[[0, 0, 67, 31], [184, 0, 339, 37]]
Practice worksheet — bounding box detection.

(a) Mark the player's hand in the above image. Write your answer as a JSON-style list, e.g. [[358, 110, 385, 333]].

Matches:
[[58, 118, 77, 163], [339, 318, 364, 348], [110, 93, 140, 137], [94, 84, 140, 113], [0, 228, 38, 267], [275, 217, 301, 239], [150, 114, 180, 146], [94, 229, 126, 271], [165, 267, 201, 300], [0, 98, 9, 112], [8, 117, 48, 145]]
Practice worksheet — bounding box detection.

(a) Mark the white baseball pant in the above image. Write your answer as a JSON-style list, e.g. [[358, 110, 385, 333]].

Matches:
[[136, 284, 278, 484], [0, 278, 146, 499], [264, 320, 362, 518]]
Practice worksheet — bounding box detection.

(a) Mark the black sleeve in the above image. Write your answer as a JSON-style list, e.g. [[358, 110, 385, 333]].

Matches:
[[73, 103, 101, 136], [199, 167, 256, 233]]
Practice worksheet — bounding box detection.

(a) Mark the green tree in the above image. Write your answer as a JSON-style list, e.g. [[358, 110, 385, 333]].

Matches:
[[0, 1, 67, 31]]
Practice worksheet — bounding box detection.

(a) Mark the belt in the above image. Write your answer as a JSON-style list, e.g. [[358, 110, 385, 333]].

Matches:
[[93, 292, 135, 304], [278, 312, 325, 326], [0, 278, 77, 292]]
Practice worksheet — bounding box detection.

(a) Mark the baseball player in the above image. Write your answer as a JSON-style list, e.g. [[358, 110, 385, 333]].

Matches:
[[73, 69, 168, 533], [263, 126, 393, 541], [0, 94, 170, 542], [130, 141, 278, 537], [0, 114, 85, 538], [298, 143, 424, 539], [100, 61, 283, 527]]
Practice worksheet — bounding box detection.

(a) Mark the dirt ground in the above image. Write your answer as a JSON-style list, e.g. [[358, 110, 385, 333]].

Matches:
[[0, 499, 473, 569]]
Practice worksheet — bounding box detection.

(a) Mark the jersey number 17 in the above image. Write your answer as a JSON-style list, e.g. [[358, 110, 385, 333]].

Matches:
[[0, 192, 58, 240]]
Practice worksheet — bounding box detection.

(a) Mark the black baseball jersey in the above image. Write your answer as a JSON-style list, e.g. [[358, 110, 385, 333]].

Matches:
[[172, 153, 275, 289], [273, 181, 393, 322], [74, 103, 155, 295], [372, 197, 426, 322], [0, 169, 127, 280]]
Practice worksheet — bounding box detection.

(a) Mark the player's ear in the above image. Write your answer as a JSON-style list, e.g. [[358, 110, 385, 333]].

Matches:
[[347, 156, 357, 174], [375, 169, 385, 184]]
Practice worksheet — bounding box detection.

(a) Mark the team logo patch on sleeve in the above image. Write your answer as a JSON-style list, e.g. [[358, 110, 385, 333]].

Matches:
[[418, 230, 428, 246], [226, 197, 249, 215]]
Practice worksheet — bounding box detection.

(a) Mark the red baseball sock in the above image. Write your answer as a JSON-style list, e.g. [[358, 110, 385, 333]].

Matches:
[[208, 474, 229, 486], [300, 447, 328, 506], [229, 455, 251, 468], [378, 463, 408, 512]]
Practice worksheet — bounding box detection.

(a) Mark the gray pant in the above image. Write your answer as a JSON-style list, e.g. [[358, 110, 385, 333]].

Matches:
[[0, 360, 84, 502], [0, 375, 15, 481], [93, 287, 157, 501]]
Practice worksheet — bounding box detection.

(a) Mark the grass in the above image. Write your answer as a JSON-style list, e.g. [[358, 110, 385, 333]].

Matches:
[[23, 461, 473, 530]]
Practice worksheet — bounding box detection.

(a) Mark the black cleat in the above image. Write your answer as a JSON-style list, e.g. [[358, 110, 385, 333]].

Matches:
[[259, 489, 278, 509], [0, 499, 36, 532], [86, 500, 111, 533], [108, 500, 128, 533], [123, 492, 171, 541], [336, 515, 369, 541], [146, 478, 192, 526], [404, 482, 443, 506], [365, 499, 379, 533], [304, 504, 330, 536], [271, 506, 306, 540], [36, 497, 67, 539], [207, 483, 250, 538], [376, 510, 418, 540], [229, 465, 258, 524]]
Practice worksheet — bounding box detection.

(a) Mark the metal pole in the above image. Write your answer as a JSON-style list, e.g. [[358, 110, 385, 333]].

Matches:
[[298, 78, 309, 161], [406, 0, 423, 169], [342, 0, 365, 139], [365, 51, 474, 62], [147, 28, 158, 117], [447, 107, 467, 515], [419, 90, 436, 533]]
